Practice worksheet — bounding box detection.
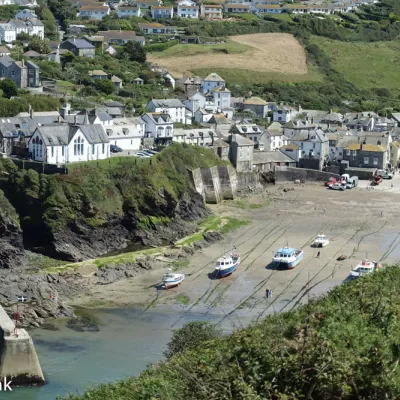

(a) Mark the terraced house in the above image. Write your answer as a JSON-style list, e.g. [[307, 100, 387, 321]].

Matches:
[[117, 5, 141, 17], [176, 0, 199, 18], [0, 56, 39, 88], [78, 5, 110, 19], [200, 4, 223, 19]]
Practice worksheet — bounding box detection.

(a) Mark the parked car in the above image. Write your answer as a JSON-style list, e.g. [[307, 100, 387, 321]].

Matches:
[[376, 169, 394, 179], [135, 152, 151, 158], [144, 149, 158, 155], [324, 177, 337, 187], [110, 145, 123, 153], [330, 182, 346, 191]]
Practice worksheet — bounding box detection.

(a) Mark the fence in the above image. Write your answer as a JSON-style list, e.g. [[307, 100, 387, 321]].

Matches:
[[12, 159, 68, 175]]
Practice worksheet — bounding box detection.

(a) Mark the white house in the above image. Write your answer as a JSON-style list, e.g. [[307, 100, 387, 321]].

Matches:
[[201, 72, 225, 94], [200, 4, 223, 19], [273, 106, 299, 123], [151, 6, 174, 18], [28, 124, 110, 164], [212, 86, 231, 109], [279, 143, 301, 162], [254, 4, 282, 12], [184, 91, 206, 114], [146, 99, 190, 124], [177, 4, 199, 18], [25, 18, 45, 39], [117, 6, 141, 17], [173, 128, 215, 146], [194, 109, 215, 124], [141, 112, 174, 138], [0, 24, 16, 43], [105, 117, 145, 150], [15, 9, 37, 19], [225, 4, 251, 12], [289, 129, 329, 161], [78, 5, 110, 20], [230, 123, 262, 144]]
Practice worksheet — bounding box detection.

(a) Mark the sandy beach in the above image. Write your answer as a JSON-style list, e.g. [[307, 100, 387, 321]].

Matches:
[[69, 183, 400, 324]]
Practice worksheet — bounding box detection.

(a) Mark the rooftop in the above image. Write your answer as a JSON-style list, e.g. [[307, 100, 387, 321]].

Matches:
[[243, 96, 267, 106], [345, 143, 386, 152]]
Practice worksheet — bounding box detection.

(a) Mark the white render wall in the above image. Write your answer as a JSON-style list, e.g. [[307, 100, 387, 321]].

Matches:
[[109, 136, 141, 150]]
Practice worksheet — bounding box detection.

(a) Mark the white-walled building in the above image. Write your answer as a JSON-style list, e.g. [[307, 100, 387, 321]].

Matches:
[[78, 5, 110, 20], [117, 6, 141, 17], [173, 128, 215, 146], [177, 1, 199, 18], [0, 24, 16, 43], [15, 9, 37, 19], [146, 99, 190, 124], [28, 124, 110, 164], [273, 106, 299, 123], [201, 4, 223, 19], [201, 72, 225, 94], [105, 117, 145, 150], [151, 5, 174, 18], [142, 112, 174, 138], [184, 91, 206, 114], [212, 86, 231, 109]]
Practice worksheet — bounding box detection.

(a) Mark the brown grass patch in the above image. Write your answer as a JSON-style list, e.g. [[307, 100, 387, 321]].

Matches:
[[148, 33, 308, 78]]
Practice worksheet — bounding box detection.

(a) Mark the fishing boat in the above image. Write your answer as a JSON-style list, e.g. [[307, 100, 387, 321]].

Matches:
[[272, 247, 304, 269], [348, 259, 382, 279], [314, 234, 329, 248], [214, 251, 240, 278], [162, 269, 185, 289]]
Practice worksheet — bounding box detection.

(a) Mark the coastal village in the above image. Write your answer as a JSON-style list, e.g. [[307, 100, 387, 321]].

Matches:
[[1, 70, 398, 182]]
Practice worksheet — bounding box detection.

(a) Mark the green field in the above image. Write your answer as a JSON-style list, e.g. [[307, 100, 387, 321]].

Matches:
[[311, 36, 400, 90], [152, 40, 251, 58], [191, 67, 322, 85]]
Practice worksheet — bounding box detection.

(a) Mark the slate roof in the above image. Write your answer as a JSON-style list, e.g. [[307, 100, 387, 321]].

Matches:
[[144, 112, 172, 123], [63, 38, 94, 49], [204, 72, 224, 82], [150, 99, 185, 108], [253, 150, 295, 164], [291, 129, 327, 142], [231, 133, 254, 146], [232, 124, 261, 134], [35, 125, 71, 146], [78, 124, 109, 144]]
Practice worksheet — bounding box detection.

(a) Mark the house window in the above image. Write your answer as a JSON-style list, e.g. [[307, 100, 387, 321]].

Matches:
[[352, 151, 357, 156], [157, 127, 164, 137], [74, 136, 84, 155], [92, 144, 95, 154], [346, 150, 351, 156], [247, 147, 250, 157], [62, 146, 64, 156], [373, 158, 378, 165], [11, 70, 15, 76], [51, 147, 54, 157], [102, 143, 105, 154], [301, 142, 303, 149], [166, 126, 172, 136], [313, 142, 316, 149], [29, 69, 34, 75], [364, 157, 369, 164]]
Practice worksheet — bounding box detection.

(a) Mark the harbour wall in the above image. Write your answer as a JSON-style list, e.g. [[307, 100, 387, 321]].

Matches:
[[189, 165, 238, 203], [0, 306, 44, 386], [275, 166, 340, 183]]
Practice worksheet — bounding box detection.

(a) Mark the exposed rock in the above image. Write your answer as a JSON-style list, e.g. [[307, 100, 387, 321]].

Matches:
[[0, 216, 25, 269], [337, 255, 347, 261], [67, 316, 99, 332]]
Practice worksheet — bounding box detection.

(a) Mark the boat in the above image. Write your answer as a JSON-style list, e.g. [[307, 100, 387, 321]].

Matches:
[[348, 259, 382, 279], [272, 246, 304, 269], [162, 269, 185, 289], [314, 234, 329, 248], [214, 251, 240, 278]]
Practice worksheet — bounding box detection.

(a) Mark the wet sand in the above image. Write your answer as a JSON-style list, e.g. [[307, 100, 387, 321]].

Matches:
[[70, 184, 400, 325]]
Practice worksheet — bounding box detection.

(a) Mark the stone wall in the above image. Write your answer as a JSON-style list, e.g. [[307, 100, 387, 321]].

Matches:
[[236, 172, 260, 188], [0, 306, 44, 386], [217, 165, 237, 200], [275, 166, 340, 183], [200, 166, 222, 204]]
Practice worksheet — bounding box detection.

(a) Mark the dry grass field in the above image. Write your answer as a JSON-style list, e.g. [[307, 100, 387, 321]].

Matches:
[[148, 33, 318, 84]]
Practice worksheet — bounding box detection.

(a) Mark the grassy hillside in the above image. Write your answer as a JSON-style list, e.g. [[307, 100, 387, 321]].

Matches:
[[65, 265, 400, 399], [311, 36, 400, 91]]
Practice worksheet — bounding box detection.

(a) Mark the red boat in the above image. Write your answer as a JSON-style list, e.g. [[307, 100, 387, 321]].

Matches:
[[324, 177, 337, 187]]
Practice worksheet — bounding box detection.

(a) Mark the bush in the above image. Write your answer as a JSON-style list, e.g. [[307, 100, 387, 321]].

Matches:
[[144, 40, 179, 52], [164, 321, 222, 360]]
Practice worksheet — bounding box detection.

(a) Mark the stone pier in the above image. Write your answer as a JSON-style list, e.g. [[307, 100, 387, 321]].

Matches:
[[0, 306, 44, 386]]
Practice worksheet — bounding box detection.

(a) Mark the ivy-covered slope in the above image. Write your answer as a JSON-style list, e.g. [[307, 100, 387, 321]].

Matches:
[[66, 266, 400, 400], [0, 144, 223, 263]]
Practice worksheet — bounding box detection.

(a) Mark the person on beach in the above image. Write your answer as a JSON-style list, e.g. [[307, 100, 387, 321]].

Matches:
[[266, 289, 269, 299], [269, 290, 273, 298], [324, 208, 326, 213], [317, 251, 320, 258]]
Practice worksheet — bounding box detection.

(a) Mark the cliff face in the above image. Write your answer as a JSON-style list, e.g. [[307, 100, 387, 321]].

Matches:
[[0, 145, 222, 264]]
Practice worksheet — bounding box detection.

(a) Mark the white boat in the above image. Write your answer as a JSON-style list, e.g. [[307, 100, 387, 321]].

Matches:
[[349, 259, 382, 279], [214, 251, 240, 278], [162, 269, 185, 289], [272, 246, 304, 269], [314, 234, 329, 248]]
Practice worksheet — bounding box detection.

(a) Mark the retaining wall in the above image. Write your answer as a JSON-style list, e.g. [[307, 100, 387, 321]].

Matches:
[[200, 166, 222, 204], [217, 165, 237, 200], [0, 306, 44, 386], [275, 166, 340, 183], [236, 172, 260, 188]]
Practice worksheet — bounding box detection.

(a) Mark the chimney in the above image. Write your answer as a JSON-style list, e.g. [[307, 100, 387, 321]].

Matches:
[[21, 59, 24, 67]]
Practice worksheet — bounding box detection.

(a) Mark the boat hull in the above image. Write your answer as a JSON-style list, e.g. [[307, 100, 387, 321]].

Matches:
[[273, 251, 303, 269], [215, 259, 240, 278], [163, 276, 184, 289], [315, 241, 329, 248]]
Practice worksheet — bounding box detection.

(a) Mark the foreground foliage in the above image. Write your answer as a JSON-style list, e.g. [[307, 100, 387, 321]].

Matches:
[[65, 265, 400, 399]]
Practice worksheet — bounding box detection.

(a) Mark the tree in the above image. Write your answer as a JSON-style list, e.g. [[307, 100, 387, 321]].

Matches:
[[0, 79, 18, 98], [28, 36, 51, 54], [37, 6, 58, 40], [94, 79, 115, 95], [124, 41, 147, 63], [164, 321, 222, 360]]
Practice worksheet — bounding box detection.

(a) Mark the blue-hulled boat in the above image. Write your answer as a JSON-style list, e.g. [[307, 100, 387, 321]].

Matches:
[[214, 251, 240, 278], [272, 247, 303, 269]]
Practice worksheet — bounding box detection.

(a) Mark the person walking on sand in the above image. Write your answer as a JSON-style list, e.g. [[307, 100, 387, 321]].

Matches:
[[317, 251, 320, 258], [324, 208, 326, 213], [269, 289, 273, 298], [266, 289, 269, 299]]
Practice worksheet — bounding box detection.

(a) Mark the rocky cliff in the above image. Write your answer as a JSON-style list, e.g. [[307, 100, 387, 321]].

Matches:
[[0, 144, 224, 266]]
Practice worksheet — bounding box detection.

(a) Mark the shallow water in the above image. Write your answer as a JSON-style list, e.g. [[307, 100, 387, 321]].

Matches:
[[8, 308, 247, 400]]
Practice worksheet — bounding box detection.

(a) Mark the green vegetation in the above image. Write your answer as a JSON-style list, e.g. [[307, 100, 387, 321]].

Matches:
[[175, 294, 190, 305], [144, 39, 179, 52], [0, 144, 225, 260], [192, 67, 322, 85], [66, 265, 400, 400], [178, 216, 249, 247], [171, 260, 190, 271], [311, 36, 400, 91], [154, 40, 251, 58]]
